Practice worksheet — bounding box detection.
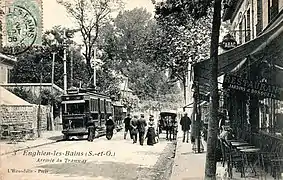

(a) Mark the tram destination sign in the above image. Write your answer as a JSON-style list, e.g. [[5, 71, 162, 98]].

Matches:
[[222, 74, 281, 99]]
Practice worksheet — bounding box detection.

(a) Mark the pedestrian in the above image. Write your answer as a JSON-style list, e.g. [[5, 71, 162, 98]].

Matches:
[[172, 117, 178, 140], [86, 115, 96, 142], [164, 116, 172, 140], [146, 115, 156, 146], [124, 114, 132, 139], [130, 115, 138, 144], [137, 114, 147, 146], [180, 113, 192, 143], [105, 116, 115, 140]]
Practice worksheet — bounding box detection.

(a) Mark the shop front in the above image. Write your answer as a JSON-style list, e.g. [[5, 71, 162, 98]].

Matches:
[[193, 13, 283, 156]]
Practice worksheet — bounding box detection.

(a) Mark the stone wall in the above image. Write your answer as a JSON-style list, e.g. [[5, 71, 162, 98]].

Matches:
[[0, 104, 49, 132]]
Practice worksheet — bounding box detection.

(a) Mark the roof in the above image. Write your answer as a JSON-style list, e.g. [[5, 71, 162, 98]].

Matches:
[[0, 86, 31, 105], [160, 111, 177, 118], [0, 53, 17, 65]]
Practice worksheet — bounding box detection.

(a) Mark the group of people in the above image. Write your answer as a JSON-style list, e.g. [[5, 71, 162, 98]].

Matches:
[[123, 112, 193, 145], [124, 114, 157, 146]]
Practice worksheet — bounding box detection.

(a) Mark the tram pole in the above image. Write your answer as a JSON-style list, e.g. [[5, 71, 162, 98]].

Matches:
[[63, 30, 67, 94]]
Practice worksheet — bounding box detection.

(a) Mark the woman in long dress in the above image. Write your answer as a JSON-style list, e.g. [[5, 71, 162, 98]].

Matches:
[[146, 115, 156, 146]]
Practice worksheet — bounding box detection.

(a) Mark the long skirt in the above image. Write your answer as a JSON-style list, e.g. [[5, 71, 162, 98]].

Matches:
[[146, 127, 156, 145]]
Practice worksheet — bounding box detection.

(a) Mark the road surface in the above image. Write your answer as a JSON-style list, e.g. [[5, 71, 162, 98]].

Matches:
[[0, 131, 176, 180]]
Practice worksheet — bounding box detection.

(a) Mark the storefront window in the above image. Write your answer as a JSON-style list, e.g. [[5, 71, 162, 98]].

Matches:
[[259, 98, 283, 136]]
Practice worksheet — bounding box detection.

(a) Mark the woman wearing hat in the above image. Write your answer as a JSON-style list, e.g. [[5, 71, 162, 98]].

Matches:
[[146, 115, 156, 146]]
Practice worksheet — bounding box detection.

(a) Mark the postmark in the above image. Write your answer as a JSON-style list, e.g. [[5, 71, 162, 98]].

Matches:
[[0, 5, 37, 55]]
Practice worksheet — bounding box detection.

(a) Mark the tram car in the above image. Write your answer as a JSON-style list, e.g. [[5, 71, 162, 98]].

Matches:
[[61, 87, 113, 140]]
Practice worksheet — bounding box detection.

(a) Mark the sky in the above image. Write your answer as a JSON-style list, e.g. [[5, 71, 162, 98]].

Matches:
[[42, 0, 155, 31]]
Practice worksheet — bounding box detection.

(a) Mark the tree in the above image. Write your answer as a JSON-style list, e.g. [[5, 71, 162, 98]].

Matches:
[[100, 8, 176, 102], [152, 0, 223, 179], [151, 1, 212, 105], [57, 0, 124, 77]]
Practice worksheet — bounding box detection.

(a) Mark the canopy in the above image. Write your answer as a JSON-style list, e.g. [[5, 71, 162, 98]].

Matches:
[[193, 14, 283, 94]]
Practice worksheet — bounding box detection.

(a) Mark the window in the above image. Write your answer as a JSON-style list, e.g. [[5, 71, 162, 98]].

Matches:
[[256, 0, 263, 35], [246, 9, 251, 42], [62, 103, 85, 115], [239, 21, 243, 44], [269, 0, 279, 22], [94, 99, 99, 111], [100, 100, 105, 112]]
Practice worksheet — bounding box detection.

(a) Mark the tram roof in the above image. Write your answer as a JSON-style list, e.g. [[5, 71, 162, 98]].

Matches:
[[63, 87, 111, 99]]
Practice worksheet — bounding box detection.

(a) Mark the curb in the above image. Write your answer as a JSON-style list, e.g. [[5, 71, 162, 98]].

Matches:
[[1, 139, 63, 156]]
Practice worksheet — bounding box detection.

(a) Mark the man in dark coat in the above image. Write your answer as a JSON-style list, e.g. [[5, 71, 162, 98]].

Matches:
[[130, 115, 138, 143], [124, 114, 132, 139], [137, 114, 147, 146], [180, 113, 192, 143]]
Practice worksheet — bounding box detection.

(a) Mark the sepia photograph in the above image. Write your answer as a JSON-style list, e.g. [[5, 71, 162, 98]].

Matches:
[[0, 0, 282, 179]]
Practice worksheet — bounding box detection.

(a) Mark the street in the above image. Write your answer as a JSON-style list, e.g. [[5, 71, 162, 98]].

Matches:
[[0, 131, 176, 180]]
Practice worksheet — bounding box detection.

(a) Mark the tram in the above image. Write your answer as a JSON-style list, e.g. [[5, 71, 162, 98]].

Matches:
[[61, 87, 113, 140]]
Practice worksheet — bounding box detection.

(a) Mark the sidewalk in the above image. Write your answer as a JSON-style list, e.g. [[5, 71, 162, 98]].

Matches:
[[170, 132, 276, 180], [170, 131, 207, 180], [0, 131, 63, 155]]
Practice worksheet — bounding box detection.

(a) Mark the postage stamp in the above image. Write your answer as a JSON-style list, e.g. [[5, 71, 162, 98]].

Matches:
[[0, 5, 37, 55]]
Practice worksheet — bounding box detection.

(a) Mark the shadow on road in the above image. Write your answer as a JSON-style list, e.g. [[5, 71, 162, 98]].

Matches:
[[38, 161, 151, 180], [48, 136, 64, 141]]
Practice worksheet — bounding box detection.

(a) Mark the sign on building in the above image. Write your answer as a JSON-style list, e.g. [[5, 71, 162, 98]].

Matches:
[[222, 74, 281, 99]]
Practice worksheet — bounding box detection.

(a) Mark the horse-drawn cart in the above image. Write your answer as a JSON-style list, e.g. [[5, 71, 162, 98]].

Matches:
[[158, 111, 178, 141]]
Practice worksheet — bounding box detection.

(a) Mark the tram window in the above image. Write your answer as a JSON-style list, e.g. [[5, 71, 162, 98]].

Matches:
[[106, 101, 111, 112], [62, 104, 66, 113], [100, 100, 105, 112], [94, 99, 99, 111], [65, 103, 85, 114]]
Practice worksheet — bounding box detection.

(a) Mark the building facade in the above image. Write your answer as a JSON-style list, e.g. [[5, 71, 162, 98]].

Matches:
[[193, 0, 283, 157], [0, 53, 16, 83], [224, 0, 283, 44]]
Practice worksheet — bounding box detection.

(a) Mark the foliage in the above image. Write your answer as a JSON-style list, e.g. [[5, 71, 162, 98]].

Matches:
[[138, 93, 183, 112], [57, 0, 124, 76], [150, 1, 213, 84], [9, 44, 88, 89], [10, 26, 120, 97], [8, 87, 37, 104], [154, 0, 212, 20], [100, 8, 179, 101]]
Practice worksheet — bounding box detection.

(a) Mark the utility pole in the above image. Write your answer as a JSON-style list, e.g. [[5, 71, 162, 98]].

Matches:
[[92, 46, 97, 87], [70, 49, 73, 87], [63, 30, 67, 94], [50, 52, 56, 131], [37, 58, 43, 138]]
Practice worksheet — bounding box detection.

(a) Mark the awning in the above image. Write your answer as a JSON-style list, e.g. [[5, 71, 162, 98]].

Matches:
[[0, 86, 31, 105], [193, 13, 283, 93]]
